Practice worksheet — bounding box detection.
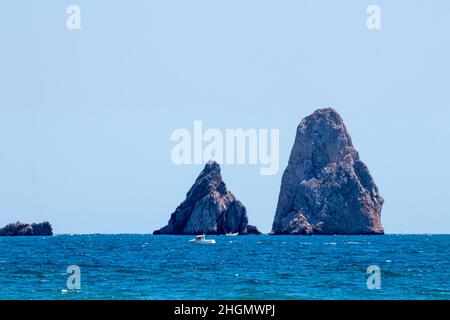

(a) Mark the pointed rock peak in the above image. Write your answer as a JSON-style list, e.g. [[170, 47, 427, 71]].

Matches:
[[154, 162, 261, 235], [206, 159, 220, 167], [200, 160, 221, 176], [192, 161, 224, 194]]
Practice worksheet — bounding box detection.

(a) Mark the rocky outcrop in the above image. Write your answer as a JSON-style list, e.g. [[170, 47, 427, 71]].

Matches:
[[272, 108, 384, 235], [0, 221, 53, 236], [154, 161, 261, 235]]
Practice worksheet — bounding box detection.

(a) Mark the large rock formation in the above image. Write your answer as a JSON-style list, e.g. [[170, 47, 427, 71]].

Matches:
[[272, 108, 384, 235], [0, 221, 53, 236], [154, 161, 261, 235]]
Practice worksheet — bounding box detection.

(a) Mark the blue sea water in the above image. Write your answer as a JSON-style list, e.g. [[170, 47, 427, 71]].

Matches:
[[0, 234, 449, 300]]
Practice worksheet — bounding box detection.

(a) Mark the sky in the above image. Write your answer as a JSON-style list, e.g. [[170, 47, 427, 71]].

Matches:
[[0, 1, 449, 234]]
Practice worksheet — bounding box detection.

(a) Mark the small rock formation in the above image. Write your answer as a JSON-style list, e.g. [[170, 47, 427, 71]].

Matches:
[[0, 221, 53, 236], [272, 108, 384, 235], [154, 161, 261, 235]]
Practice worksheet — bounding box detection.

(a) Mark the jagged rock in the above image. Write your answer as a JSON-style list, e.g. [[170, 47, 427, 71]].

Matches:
[[271, 108, 384, 235], [154, 161, 261, 235], [0, 221, 53, 236]]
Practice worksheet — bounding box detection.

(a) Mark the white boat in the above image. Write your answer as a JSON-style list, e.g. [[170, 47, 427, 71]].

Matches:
[[225, 232, 239, 236], [189, 234, 216, 244]]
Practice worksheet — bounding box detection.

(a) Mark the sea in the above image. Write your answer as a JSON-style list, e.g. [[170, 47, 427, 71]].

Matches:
[[0, 234, 449, 300]]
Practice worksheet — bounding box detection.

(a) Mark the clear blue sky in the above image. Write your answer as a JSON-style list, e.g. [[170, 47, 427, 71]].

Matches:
[[1, 1, 449, 234]]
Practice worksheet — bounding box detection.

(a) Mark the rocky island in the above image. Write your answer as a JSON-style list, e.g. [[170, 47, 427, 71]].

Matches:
[[271, 108, 384, 235], [154, 161, 261, 235], [0, 221, 53, 236]]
